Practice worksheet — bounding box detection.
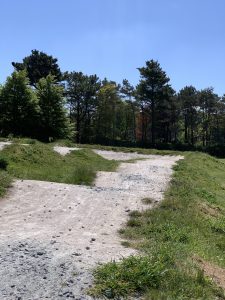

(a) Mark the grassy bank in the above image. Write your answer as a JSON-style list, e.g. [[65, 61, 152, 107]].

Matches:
[[0, 142, 118, 186], [90, 153, 225, 299]]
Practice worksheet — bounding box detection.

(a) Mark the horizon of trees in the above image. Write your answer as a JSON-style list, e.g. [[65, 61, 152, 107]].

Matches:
[[0, 50, 225, 154]]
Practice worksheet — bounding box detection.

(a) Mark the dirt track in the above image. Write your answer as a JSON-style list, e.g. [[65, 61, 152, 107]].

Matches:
[[0, 145, 182, 299]]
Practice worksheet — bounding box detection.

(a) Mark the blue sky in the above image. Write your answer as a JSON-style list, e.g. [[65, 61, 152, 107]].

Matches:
[[1, 0, 225, 95]]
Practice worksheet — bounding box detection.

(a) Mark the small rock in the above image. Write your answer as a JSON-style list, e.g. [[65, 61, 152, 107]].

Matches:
[[73, 252, 81, 256]]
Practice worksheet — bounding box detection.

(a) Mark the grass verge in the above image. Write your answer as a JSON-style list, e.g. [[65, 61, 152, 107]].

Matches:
[[90, 152, 225, 299]]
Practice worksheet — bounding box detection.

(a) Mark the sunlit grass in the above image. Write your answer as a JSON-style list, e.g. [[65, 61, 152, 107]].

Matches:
[[90, 153, 225, 299]]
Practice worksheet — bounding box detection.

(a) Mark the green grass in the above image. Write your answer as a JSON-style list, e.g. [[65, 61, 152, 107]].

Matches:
[[90, 152, 225, 299], [0, 142, 118, 185], [0, 170, 11, 197]]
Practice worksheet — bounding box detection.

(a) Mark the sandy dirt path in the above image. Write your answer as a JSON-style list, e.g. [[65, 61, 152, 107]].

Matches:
[[0, 146, 182, 299]]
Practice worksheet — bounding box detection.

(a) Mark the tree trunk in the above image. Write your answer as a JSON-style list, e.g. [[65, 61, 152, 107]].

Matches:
[[151, 99, 155, 145]]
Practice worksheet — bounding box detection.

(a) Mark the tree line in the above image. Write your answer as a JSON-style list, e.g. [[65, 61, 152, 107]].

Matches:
[[0, 50, 225, 154]]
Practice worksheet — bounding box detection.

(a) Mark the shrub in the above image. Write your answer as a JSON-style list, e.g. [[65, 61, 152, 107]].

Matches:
[[0, 158, 8, 170]]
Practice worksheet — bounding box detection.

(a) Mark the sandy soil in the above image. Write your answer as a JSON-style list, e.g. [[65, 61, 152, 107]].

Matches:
[[0, 146, 182, 299], [0, 141, 11, 150]]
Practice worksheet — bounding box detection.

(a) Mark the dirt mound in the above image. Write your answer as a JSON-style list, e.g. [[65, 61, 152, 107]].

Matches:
[[0, 149, 182, 299]]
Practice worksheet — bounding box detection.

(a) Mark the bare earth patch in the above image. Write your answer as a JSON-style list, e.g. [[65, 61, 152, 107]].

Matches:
[[53, 146, 81, 156], [0, 141, 11, 150], [0, 148, 182, 299], [199, 202, 221, 218], [196, 257, 225, 291]]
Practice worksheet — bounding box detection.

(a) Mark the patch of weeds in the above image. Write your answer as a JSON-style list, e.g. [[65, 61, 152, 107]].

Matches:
[[0, 170, 11, 197], [121, 241, 131, 248], [141, 197, 154, 205], [127, 218, 142, 227], [89, 250, 222, 299], [118, 228, 126, 235], [89, 254, 169, 298], [128, 210, 142, 217]]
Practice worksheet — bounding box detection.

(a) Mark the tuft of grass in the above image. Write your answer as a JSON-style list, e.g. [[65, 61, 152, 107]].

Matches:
[[90, 251, 223, 299], [120, 241, 131, 248], [141, 197, 154, 205], [91, 152, 225, 299], [0, 170, 12, 197], [128, 210, 142, 217], [0, 142, 119, 185]]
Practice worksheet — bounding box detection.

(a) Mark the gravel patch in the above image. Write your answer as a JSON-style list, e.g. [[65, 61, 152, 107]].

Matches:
[[0, 148, 183, 299]]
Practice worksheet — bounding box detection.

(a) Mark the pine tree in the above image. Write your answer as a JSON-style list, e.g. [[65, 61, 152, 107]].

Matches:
[[36, 75, 70, 140], [0, 71, 38, 136]]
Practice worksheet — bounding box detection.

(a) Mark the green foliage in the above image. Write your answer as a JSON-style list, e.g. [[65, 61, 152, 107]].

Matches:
[[136, 60, 171, 145], [90, 250, 222, 299], [12, 49, 62, 87], [0, 170, 11, 197], [90, 254, 172, 298], [95, 83, 122, 142], [36, 75, 70, 140], [65, 71, 101, 143], [0, 71, 38, 137], [91, 152, 225, 299], [0, 56, 224, 151]]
